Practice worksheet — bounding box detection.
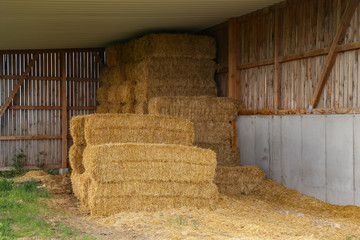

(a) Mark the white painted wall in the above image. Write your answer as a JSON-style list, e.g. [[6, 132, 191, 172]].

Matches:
[[238, 114, 360, 206]]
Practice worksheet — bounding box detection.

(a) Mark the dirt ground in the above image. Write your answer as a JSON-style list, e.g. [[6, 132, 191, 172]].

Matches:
[[40, 174, 360, 240]]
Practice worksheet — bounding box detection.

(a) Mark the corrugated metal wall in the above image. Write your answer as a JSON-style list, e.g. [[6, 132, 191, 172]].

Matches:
[[238, 114, 360, 206]]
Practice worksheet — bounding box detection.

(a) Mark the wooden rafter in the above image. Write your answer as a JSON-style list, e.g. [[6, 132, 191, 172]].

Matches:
[[308, 0, 360, 111], [0, 53, 39, 118]]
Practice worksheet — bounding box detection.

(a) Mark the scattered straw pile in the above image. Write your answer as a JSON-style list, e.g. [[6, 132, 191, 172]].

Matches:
[[16, 171, 72, 194], [148, 96, 241, 167], [215, 166, 265, 195], [84, 114, 194, 146]]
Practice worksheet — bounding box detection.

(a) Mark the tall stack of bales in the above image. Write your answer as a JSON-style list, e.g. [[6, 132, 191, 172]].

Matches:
[[121, 34, 217, 114], [69, 114, 218, 216], [148, 96, 241, 167]]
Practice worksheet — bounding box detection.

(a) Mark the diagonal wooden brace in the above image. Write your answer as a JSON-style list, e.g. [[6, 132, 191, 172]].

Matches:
[[0, 53, 40, 118]]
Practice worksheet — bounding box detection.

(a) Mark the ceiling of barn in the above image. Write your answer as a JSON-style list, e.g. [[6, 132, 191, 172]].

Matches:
[[0, 0, 281, 50]]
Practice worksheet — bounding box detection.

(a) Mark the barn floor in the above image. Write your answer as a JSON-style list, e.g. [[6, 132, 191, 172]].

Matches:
[[44, 175, 360, 240]]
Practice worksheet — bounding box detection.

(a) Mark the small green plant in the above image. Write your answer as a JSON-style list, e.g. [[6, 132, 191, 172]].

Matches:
[[0, 178, 14, 192], [11, 149, 26, 173], [35, 151, 45, 168], [165, 215, 199, 230]]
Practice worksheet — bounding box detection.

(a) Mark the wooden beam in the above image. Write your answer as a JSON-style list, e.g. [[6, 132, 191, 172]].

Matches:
[[0, 136, 62, 141], [273, 7, 282, 113], [239, 108, 360, 116], [232, 120, 237, 148], [0, 53, 39, 118], [228, 18, 241, 99], [309, 0, 360, 111], [61, 53, 68, 169], [237, 58, 274, 70], [0, 75, 98, 82], [7, 106, 96, 110], [0, 48, 104, 54]]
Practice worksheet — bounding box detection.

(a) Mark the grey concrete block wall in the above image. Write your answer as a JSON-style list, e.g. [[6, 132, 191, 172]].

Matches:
[[238, 114, 360, 206]]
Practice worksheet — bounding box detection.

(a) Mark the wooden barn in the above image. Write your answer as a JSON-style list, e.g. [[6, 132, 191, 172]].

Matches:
[[1, 0, 360, 238]]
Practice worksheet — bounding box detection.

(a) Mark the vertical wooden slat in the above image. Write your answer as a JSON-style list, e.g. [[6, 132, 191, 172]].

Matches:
[[274, 7, 282, 113], [61, 53, 67, 168], [228, 18, 241, 99]]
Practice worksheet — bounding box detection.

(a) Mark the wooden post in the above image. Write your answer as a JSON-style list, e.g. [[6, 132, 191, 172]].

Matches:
[[93, 51, 105, 68], [232, 120, 237, 148], [61, 52, 68, 168], [309, 0, 359, 111], [0, 53, 39, 118], [228, 18, 241, 99], [274, 7, 282, 113]]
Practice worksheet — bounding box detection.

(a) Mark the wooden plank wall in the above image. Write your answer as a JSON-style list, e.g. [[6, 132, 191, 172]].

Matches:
[[203, 0, 360, 114], [0, 49, 102, 170]]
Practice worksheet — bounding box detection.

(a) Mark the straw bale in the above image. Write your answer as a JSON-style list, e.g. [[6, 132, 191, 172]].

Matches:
[[108, 104, 123, 113], [96, 104, 109, 114], [69, 145, 85, 174], [100, 66, 127, 86], [107, 82, 134, 104], [125, 58, 216, 81], [134, 101, 148, 114], [121, 33, 216, 62], [196, 142, 241, 167], [105, 44, 123, 67], [215, 166, 265, 195], [96, 86, 109, 104], [135, 82, 217, 102], [82, 143, 216, 183], [84, 114, 194, 146], [194, 122, 233, 144], [148, 96, 238, 122], [71, 172, 91, 210], [99, 66, 109, 86], [69, 115, 86, 146], [122, 102, 134, 113], [88, 196, 217, 216], [89, 181, 218, 199], [230, 98, 246, 113]]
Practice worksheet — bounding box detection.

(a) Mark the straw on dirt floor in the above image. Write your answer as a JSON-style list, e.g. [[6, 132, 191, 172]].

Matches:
[[148, 96, 238, 122], [70, 115, 87, 146], [215, 166, 265, 195], [83, 143, 216, 183], [84, 114, 194, 146], [71, 171, 91, 210], [105, 43, 123, 67], [193, 122, 233, 144], [134, 81, 217, 102], [121, 33, 216, 62], [195, 142, 241, 167], [69, 145, 85, 174], [107, 82, 134, 104], [88, 181, 218, 199], [125, 58, 216, 81], [88, 195, 217, 216]]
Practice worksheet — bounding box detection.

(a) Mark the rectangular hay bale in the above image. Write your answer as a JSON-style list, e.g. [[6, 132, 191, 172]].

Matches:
[[69, 115, 87, 146], [195, 142, 241, 167], [105, 44, 123, 67], [193, 122, 233, 144]]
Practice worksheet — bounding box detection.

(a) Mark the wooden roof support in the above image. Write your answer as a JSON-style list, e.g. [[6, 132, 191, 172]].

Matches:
[[61, 52, 68, 169], [0, 53, 39, 118], [308, 0, 360, 112], [228, 18, 241, 99], [274, 7, 282, 114]]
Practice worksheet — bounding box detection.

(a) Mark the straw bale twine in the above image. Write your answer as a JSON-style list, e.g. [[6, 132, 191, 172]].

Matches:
[[125, 58, 216, 81], [69, 115, 86, 146], [84, 114, 194, 146], [215, 166, 265, 195], [88, 196, 217, 216], [121, 33, 216, 62], [196, 142, 241, 167], [107, 82, 134, 104], [105, 43, 123, 67], [83, 143, 216, 183], [194, 122, 233, 144], [148, 96, 238, 123], [69, 145, 85, 174]]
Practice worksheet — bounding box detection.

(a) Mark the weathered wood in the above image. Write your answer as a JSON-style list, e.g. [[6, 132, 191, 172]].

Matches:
[[0, 136, 62, 140], [232, 120, 237, 148], [0, 48, 104, 54], [0, 53, 39, 118], [309, 0, 360, 110], [239, 107, 360, 115], [228, 18, 241, 99], [61, 53, 68, 169], [7, 106, 96, 110], [93, 51, 105, 68], [274, 7, 282, 112]]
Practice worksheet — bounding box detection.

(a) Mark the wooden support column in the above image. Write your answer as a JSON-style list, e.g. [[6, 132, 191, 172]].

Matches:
[[274, 7, 282, 113], [228, 18, 241, 99], [309, 0, 359, 111], [93, 51, 105, 68], [61, 52, 68, 169], [0, 53, 39, 118]]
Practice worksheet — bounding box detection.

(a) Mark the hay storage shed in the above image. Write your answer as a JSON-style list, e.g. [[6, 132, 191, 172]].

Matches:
[[1, 0, 360, 208]]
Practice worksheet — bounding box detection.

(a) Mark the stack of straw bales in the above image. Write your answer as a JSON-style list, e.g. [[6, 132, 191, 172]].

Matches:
[[98, 33, 218, 114], [148, 96, 241, 167], [69, 114, 218, 216]]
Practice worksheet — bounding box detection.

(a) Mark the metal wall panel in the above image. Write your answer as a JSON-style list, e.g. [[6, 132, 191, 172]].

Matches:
[[354, 115, 360, 206], [238, 116, 256, 166], [255, 117, 270, 177], [269, 116, 282, 182]]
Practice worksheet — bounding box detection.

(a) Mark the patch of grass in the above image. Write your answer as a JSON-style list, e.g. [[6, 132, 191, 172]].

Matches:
[[165, 215, 199, 230], [0, 178, 94, 239]]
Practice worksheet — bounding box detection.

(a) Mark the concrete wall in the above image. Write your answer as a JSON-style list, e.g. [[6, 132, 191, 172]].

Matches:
[[237, 115, 360, 206]]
